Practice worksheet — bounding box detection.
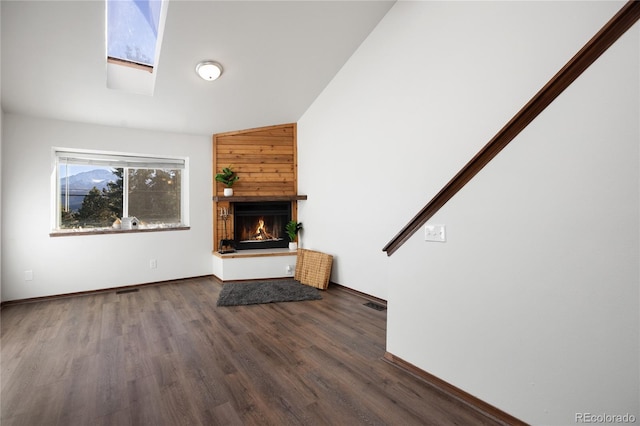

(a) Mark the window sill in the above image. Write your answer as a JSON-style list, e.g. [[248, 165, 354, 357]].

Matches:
[[50, 225, 190, 237]]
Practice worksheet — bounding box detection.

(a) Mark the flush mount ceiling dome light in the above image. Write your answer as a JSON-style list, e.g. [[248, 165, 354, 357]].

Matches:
[[196, 61, 223, 81]]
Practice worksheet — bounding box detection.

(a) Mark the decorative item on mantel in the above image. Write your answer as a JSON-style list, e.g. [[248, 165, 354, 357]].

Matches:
[[215, 165, 239, 196], [218, 207, 235, 253], [285, 220, 303, 251]]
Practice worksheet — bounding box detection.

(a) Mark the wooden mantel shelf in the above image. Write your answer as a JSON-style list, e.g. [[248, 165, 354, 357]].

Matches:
[[212, 195, 308, 202]]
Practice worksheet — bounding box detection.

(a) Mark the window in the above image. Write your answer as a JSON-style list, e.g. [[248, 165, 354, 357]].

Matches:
[[105, 0, 168, 95], [107, 0, 163, 69], [52, 149, 188, 233]]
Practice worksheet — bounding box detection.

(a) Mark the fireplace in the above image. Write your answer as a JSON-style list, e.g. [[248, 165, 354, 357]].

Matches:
[[233, 202, 291, 250]]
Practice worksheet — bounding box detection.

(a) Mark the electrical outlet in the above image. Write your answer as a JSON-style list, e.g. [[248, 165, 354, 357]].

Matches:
[[150, 259, 157, 269], [24, 270, 33, 281], [286, 265, 293, 275], [425, 224, 446, 242]]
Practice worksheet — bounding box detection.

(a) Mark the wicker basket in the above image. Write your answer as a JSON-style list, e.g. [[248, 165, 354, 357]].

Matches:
[[294, 248, 333, 290]]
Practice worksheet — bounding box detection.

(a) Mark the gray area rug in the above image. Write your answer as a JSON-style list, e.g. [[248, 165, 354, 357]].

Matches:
[[216, 279, 322, 306]]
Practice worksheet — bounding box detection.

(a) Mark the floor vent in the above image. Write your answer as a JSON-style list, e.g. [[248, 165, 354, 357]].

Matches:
[[116, 288, 139, 295], [364, 301, 387, 311]]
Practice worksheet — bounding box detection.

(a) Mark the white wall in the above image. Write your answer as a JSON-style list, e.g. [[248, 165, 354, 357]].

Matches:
[[298, 1, 638, 424], [1, 114, 213, 301]]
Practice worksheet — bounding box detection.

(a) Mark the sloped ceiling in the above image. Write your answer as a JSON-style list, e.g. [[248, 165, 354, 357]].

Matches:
[[1, 0, 395, 136]]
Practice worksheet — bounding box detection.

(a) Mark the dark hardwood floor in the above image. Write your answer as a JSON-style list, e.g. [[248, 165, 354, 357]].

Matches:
[[1, 276, 502, 425]]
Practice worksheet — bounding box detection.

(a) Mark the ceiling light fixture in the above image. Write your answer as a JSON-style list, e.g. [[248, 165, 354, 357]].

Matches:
[[195, 61, 223, 81]]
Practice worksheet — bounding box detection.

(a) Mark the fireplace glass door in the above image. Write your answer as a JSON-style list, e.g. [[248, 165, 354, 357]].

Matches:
[[233, 202, 291, 250]]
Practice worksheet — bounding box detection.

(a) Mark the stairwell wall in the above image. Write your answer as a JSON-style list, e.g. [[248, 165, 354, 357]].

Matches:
[[297, 1, 638, 424]]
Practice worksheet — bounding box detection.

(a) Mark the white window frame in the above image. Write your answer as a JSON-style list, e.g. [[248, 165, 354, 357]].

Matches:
[[51, 147, 189, 233]]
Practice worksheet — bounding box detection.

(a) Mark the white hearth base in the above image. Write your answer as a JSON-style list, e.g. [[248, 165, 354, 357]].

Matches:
[[212, 248, 298, 281]]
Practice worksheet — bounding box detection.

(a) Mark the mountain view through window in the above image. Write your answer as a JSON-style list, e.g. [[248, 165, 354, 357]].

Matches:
[[59, 165, 181, 229]]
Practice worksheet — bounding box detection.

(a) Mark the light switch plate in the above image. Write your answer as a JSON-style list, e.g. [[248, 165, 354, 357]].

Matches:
[[425, 224, 446, 242]]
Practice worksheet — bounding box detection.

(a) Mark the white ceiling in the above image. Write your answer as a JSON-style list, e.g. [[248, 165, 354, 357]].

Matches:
[[1, 0, 395, 136]]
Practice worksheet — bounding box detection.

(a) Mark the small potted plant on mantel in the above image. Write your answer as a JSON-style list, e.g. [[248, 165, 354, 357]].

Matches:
[[215, 165, 239, 196], [285, 220, 303, 251]]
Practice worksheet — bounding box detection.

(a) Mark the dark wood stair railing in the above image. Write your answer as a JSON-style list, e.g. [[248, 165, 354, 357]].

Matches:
[[383, 0, 640, 256]]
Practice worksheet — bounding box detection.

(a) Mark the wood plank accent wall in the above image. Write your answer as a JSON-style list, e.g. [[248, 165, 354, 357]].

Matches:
[[212, 123, 298, 250]]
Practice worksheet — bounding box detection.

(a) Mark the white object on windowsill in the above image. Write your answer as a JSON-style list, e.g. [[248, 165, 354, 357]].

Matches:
[[121, 217, 139, 230]]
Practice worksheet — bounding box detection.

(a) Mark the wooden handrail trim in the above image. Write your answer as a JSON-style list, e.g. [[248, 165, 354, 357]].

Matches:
[[383, 1, 640, 256]]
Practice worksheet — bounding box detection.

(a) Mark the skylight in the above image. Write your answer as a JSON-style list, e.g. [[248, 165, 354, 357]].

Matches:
[[107, 0, 162, 69], [105, 0, 168, 95]]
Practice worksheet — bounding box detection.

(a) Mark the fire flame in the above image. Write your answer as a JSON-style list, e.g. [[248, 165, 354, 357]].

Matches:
[[255, 219, 266, 240]]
